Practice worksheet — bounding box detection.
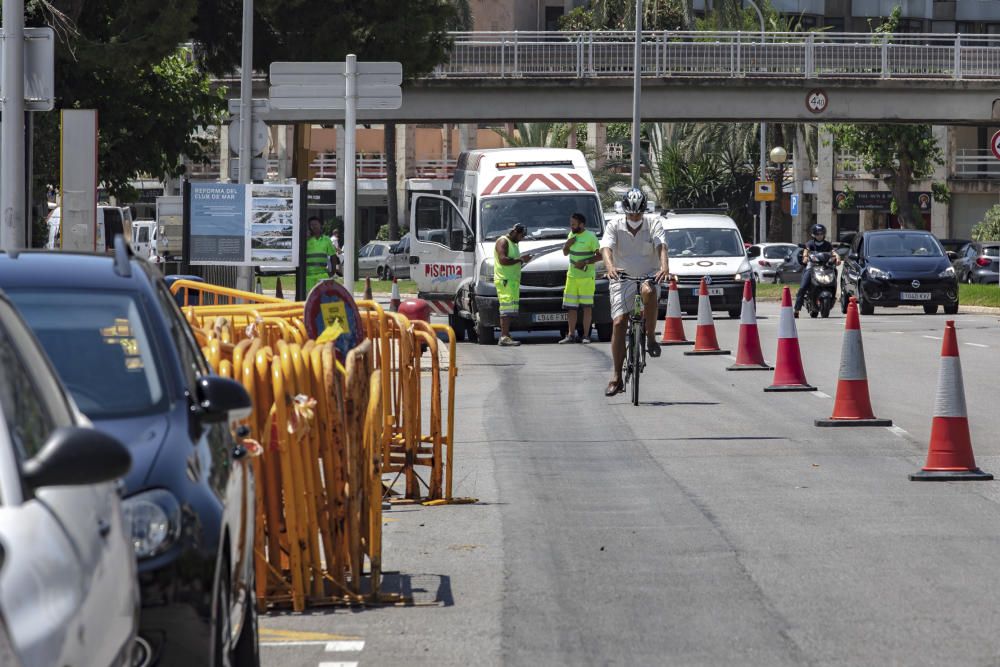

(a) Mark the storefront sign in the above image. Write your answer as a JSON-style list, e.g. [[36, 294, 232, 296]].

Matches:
[[833, 191, 932, 212]]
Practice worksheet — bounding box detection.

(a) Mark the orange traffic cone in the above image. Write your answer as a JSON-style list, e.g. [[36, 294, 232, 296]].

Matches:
[[660, 278, 693, 346], [816, 297, 892, 426], [684, 277, 730, 356], [764, 286, 816, 392], [390, 277, 401, 312], [910, 320, 992, 481], [363, 276, 373, 301], [274, 276, 284, 300], [727, 280, 771, 371]]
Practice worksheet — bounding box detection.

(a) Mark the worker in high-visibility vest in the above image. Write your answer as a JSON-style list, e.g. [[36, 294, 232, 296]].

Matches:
[[494, 223, 533, 347], [559, 212, 601, 344], [305, 216, 338, 293]]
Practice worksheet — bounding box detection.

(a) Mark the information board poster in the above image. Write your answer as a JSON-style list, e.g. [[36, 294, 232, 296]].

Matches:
[[189, 182, 300, 267]]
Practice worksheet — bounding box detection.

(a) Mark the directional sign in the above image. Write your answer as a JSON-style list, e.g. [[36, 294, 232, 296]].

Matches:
[[0, 28, 55, 111], [228, 98, 270, 116], [991, 130, 1000, 161], [268, 88, 403, 111], [270, 61, 403, 86], [268, 61, 403, 111]]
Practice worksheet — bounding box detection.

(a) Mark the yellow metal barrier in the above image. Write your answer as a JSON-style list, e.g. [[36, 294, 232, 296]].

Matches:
[[169, 278, 284, 307]]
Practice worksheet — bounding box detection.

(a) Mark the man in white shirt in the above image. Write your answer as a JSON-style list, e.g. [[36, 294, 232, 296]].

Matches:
[[600, 188, 670, 397]]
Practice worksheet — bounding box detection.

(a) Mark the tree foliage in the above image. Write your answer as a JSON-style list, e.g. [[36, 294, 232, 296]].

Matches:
[[559, 0, 688, 31], [971, 205, 1000, 242]]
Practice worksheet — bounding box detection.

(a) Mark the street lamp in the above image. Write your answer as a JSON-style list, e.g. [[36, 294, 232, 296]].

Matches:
[[770, 146, 788, 165], [768, 146, 788, 239], [743, 0, 767, 243]]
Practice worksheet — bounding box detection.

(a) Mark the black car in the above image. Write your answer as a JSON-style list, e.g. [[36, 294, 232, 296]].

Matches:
[[952, 241, 1000, 284], [0, 241, 258, 667], [840, 230, 959, 315]]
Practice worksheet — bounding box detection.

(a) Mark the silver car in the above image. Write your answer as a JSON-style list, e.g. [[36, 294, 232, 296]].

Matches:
[[358, 240, 393, 278], [0, 292, 137, 667]]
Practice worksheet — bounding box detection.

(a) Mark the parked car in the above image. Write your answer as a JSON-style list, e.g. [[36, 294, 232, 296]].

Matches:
[[952, 241, 1000, 284], [0, 290, 137, 667], [840, 229, 959, 315], [383, 235, 411, 280], [746, 243, 798, 283], [0, 239, 258, 667], [937, 238, 970, 257], [775, 248, 807, 285], [357, 240, 393, 278]]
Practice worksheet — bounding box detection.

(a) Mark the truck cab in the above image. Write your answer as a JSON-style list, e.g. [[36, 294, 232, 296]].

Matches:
[[409, 148, 612, 344]]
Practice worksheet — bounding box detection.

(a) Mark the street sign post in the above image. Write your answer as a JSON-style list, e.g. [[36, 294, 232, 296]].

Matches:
[[267, 58, 402, 291], [991, 130, 1000, 161]]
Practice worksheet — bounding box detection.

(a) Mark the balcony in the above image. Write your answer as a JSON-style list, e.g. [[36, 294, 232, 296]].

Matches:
[[953, 148, 1000, 178]]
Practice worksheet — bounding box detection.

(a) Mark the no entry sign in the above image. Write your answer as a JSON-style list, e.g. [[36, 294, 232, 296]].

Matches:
[[992, 130, 1000, 160]]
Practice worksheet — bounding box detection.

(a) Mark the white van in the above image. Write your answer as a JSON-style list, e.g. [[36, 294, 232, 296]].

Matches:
[[660, 211, 754, 318], [409, 148, 612, 344], [45, 206, 133, 253], [131, 220, 157, 260]]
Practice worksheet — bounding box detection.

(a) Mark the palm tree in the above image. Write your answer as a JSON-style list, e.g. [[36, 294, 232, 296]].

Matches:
[[496, 123, 563, 148]]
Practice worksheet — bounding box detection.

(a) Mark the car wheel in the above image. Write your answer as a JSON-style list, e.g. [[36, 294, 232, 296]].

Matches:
[[448, 314, 469, 342], [376, 266, 384, 280], [213, 570, 233, 667], [944, 303, 959, 315], [233, 572, 260, 667], [476, 321, 496, 346], [923, 304, 939, 315], [859, 297, 875, 316], [596, 322, 613, 342]]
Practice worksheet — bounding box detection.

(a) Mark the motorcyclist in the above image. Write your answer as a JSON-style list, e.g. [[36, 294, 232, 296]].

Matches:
[[794, 223, 838, 318]]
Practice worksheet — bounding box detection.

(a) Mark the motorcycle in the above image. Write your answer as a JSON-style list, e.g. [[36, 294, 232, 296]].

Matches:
[[800, 250, 838, 318]]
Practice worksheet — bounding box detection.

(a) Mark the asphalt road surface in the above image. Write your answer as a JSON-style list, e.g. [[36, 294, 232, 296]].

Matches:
[[262, 301, 1000, 667]]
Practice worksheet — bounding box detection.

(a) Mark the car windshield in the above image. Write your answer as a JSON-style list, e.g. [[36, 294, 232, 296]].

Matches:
[[867, 233, 943, 258], [480, 194, 603, 241], [763, 245, 795, 260], [6, 290, 167, 420], [666, 228, 744, 258]]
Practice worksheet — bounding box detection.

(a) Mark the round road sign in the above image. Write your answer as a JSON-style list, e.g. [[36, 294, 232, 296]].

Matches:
[[991, 130, 1000, 161], [806, 89, 828, 114], [228, 119, 270, 157]]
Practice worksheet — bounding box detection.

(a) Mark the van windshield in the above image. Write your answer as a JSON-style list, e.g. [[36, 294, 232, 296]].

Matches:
[[480, 194, 603, 241], [666, 228, 744, 258]]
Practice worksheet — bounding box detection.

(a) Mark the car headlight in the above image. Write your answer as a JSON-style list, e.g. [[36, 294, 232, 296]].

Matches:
[[938, 266, 956, 279], [867, 266, 890, 280], [122, 489, 181, 559], [479, 261, 494, 283]]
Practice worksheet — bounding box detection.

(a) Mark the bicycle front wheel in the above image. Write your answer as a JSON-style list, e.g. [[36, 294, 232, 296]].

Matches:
[[631, 323, 643, 406]]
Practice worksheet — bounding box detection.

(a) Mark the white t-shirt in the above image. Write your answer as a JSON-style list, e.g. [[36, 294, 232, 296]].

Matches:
[[600, 214, 666, 277]]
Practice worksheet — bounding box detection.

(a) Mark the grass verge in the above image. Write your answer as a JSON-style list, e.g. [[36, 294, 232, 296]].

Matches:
[[754, 281, 1000, 308], [256, 275, 418, 294]]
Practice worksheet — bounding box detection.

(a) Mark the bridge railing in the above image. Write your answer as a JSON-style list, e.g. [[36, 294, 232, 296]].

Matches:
[[437, 31, 1000, 80]]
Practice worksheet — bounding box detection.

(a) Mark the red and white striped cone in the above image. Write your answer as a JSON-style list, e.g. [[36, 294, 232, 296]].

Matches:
[[390, 278, 401, 312], [816, 296, 892, 426], [764, 286, 816, 392], [727, 279, 771, 371], [910, 320, 992, 481], [684, 277, 730, 356], [660, 278, 693, 346]]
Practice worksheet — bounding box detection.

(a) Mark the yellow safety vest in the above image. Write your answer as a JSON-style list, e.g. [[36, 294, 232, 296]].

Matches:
[[493, 235, 521, 284]]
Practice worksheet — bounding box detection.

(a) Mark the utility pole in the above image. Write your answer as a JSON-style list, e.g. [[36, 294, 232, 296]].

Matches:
[[745, 0, 767, 243], [1, 0, 26, 250], [630, 0, 643, 189], [236, 0, 254, 292], [343, 54, 358, 292]]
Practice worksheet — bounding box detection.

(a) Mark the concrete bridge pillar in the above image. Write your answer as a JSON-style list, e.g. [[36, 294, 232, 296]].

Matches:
[[586, 122, 607, 170], [336, 125, 345, 217], [931, 125, 950, 237], [396, 123, 416, 233], [219, 123, 230, 183], [817, 126, 834, 237], [442, 123, 453, 162], [459, 124, 478, 153]]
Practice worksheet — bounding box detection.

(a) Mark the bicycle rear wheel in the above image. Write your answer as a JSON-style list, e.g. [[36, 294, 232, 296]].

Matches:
[[631, 324, 643, 406]]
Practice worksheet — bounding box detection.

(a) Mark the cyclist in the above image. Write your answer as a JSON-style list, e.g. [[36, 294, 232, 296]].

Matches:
[[600, 188, 670, 397], [794, 223, 838, 318]]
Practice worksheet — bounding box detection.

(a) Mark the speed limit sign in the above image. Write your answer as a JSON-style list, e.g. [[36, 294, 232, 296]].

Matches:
[[991, 130, 1000, 160], [806, 89, 828, 114]]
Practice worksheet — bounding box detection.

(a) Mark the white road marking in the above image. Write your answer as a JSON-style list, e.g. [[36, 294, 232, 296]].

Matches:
[[326, 641, 365, 652], [923, 335, 942, 340], [965, 342, 988, 348], [811, 391, 832, 399], [892, 331, 905, 334], [260, 641, 333, 647], [319, 663, 359, 667], [887, 426, 909, 438]]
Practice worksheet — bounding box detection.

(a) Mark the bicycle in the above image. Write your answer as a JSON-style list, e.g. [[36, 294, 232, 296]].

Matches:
[[616, 273, 656, 406]]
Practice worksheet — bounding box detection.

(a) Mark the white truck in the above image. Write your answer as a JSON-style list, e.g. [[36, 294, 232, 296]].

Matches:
[[409, 148, 612, 344]]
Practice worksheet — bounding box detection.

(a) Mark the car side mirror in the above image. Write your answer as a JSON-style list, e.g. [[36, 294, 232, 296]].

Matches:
[[195, 376, 252, 423], [22, 427, 131, 489]]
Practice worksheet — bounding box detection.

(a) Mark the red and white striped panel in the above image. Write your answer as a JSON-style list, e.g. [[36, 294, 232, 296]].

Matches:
[[426, 300, 455, 316], [481, 172, 596, 196]]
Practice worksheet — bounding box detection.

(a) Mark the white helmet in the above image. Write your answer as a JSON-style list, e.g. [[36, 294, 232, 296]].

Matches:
[[622, 188, 647, 215]]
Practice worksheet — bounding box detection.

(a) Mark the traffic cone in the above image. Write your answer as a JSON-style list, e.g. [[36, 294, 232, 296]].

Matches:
[[727, 279, 771, 371], [910, 320, 992, 481], [764, 286, 816, 392], [815, 296, 892, 426], [255, 277, 263, 295], [363, 276, 373, 301], [684, 277, 730, 356], [660, 278, 693, 346], [390, 278, 401, 312], [274, 276, 284, 300]]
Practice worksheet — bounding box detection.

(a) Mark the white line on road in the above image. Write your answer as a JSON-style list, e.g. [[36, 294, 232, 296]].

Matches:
[[892, 331, 905, 334], [326, 641, 365, 652], [811, 391, 832, 399], [887, 426, 909, 438], [319, 663, 359, 667], [923, 335, 942, 340], [260, 641, 333, 647], [965, 342, 989, 348]]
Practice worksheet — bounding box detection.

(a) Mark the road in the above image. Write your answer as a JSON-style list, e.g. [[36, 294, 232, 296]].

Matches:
[[262, 302, 1000, 667]]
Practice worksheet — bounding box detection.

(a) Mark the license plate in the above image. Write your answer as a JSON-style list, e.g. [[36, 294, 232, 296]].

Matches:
[[900, 292, 931, 301], [533, 313, 567, 323], [692, 287, 724, 296]]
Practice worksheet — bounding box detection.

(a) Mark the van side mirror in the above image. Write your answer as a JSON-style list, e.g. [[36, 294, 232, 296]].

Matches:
[[22, 427, 131, 489]]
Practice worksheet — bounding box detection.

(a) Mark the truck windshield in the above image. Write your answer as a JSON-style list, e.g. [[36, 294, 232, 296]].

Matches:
[[666, 228, 744, 258], [480, 194, 603, 241]]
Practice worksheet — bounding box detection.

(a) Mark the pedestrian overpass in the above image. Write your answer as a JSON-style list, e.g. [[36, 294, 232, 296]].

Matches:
[[254, 31, 1000, 125]]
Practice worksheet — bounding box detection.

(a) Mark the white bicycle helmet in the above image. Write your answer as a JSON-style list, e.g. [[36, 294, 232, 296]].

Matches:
[[622, 188, 647, 215]]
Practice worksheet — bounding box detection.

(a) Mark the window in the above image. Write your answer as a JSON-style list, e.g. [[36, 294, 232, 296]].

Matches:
[[544, 6, 564, 31], [763, 245, 796, 260], [373, 245, 386, 257], [0, 324, 55, 461], [824, 17, 845, 32], [479, 194, 603, 241], [747, 246, 761, 258], [665, 228, 744, 258], [415, 196, 470, 252], [102, 208, 124, 250], [154, 283, 210, 392], [359, 245, 372, 258], [137, 226, 150, 243], [6, 289, 168, 420]]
